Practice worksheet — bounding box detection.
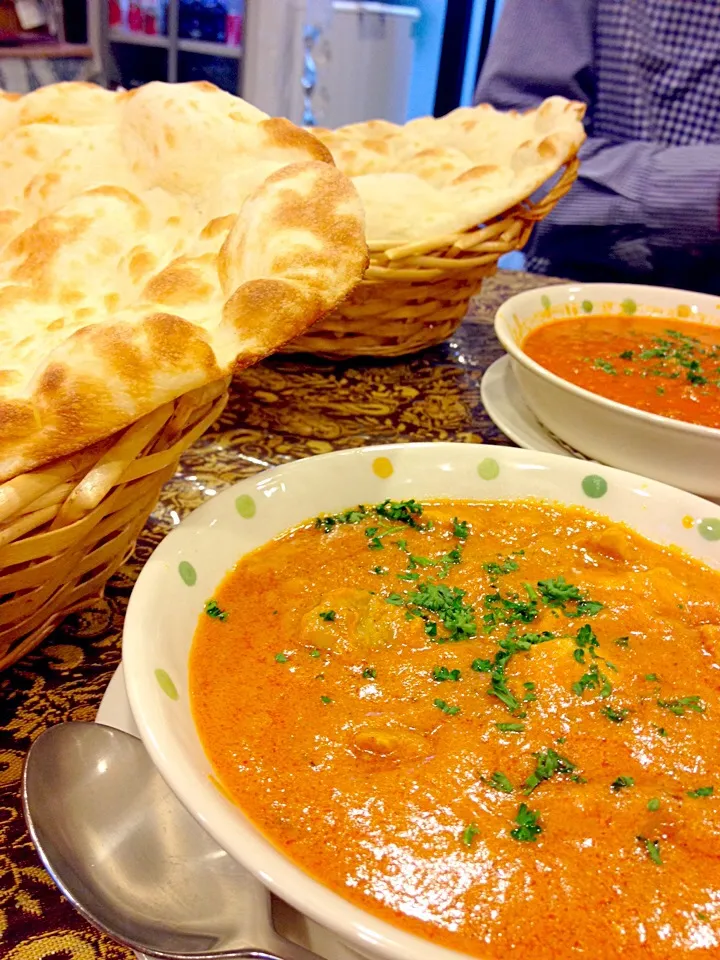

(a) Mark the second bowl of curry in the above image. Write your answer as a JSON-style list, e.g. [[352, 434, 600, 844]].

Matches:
[[494, 282, 720, 499]]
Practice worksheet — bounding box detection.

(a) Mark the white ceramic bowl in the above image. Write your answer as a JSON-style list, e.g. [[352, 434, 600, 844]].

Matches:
[[123, 443, 720, 960], [494, 282, 720, 499]]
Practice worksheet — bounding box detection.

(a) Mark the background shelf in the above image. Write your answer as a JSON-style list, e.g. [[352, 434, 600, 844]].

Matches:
[[106, 0, 243, 89]]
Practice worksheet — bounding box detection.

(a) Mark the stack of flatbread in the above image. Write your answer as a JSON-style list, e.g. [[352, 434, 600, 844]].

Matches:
[[0, 81, 368, 483], [311, 97, 586, 248]]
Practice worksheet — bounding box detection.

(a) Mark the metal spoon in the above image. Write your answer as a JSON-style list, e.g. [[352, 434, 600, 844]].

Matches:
[[22, 722, 324, 960]]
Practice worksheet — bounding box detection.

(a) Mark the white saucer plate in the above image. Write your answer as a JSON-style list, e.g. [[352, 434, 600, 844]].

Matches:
[[481, 355, 590, 459]]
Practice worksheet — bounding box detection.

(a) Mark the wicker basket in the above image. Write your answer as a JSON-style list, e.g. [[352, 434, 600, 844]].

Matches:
[[285, 158, 579, 359], [0, 378, 229, 671]]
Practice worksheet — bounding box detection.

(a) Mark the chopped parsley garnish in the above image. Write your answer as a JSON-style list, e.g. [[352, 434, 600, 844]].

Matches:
[[645, 673, 659, 682], [654, 725, 668, 737], [483, 556, 520, 578], [309, 649, 321, 658], [602, 705, 629, 723], [362, 667, 376, 679], [571, 624, 616, 700], [434, 698, 461, 716], [316, 499, 426, 534], [204, 599, 229, 621], [471, 658, 492, 673], [523, 582, 538, 601], [397, 571, 420, 581], [594, 358, 617, 375], [365, 525, 407, 550], [687, 785, 714, 798], [461, 822, 480, 846], [483, 592, 538, 631], [487, 631, 554, 713], [573, 661, 612, 698], [538, 576, 583, 605], [320, 695, 333, 705], [611, 776, 635, 792], [408, 554, 435, 568], [407, 582, 477, 643], [386, 593, 404, 606], [614, 636, 630, 648], [648, 798, 661, 811], [432, 666, 461, 682], [435, 547, 463, 580], [315, 507, 368, 530], [496, 722, 525, 732], [318, 610, 336, 622], [537, 577, 603, 618], [638, 836, 662, 865], [524, 748, 578, 794], [490, 771, 514, 793], [566, 600, 605, 619], [510, 803, 542, 843], [657, 695, 705, 717], [452, 518, 470, 540], [375, 498, 424, 527], [371, 565, 387, 575], [573, 622, 599, 661], [616, 328, 720, 390], [274, 652, 289, 663]]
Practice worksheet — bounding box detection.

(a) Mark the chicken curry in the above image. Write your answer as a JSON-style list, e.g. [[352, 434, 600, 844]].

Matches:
[[190, 498, 720, 958]]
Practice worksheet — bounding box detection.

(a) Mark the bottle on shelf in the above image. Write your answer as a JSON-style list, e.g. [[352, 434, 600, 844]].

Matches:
[[225, 0, 242, 46], [142, 0, 166, 34], [127, 0, 143, 32], [109, 0, 124, 28]]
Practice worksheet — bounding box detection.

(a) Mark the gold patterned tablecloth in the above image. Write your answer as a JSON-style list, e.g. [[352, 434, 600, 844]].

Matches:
[[0, 270, 559, 960]]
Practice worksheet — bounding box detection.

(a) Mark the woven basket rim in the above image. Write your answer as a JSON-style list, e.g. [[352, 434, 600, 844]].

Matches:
[[366, 156, 580, 264]]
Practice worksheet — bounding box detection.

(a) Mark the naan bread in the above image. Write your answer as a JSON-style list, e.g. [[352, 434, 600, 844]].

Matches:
[[0, 81, 368, 482], [312, 96, 586, 245]]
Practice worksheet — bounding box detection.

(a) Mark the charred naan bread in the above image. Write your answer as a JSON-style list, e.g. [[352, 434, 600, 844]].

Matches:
[[0, 81, 368, 482], [312, 97, 586, 246]]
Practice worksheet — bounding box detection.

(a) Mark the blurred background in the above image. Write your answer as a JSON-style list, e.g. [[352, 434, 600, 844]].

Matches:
[[0, 0, 503, 125]]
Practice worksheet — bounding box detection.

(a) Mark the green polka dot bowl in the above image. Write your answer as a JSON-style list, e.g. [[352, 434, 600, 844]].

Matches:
[[123, 442, 719, 960], [494, 283, 720, 500]]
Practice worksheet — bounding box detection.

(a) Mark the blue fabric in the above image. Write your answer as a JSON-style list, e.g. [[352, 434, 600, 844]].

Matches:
[[476, 0, 720, 292]]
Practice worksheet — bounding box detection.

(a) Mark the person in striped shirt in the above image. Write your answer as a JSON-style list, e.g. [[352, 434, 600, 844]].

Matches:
[[475, 0, 720, 294]]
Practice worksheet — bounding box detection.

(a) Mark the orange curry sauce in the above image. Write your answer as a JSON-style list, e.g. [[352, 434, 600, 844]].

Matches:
[[190, 499, 720, 958], [522, 315, 720, 429]]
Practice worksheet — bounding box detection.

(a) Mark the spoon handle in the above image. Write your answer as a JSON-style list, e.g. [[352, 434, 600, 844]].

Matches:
[[229, 951, 325, 960], [227, 934, 329, 960], [143, 944, 327, 960]]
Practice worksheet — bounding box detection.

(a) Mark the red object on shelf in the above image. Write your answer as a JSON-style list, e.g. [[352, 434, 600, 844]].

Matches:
[[128, 1, 142, 31], [225, 13, 241, 45], [109, 0, 123, 26]]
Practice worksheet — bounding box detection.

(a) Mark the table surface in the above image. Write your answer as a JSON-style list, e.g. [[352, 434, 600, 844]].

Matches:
[[0, 270, 558, 960]]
